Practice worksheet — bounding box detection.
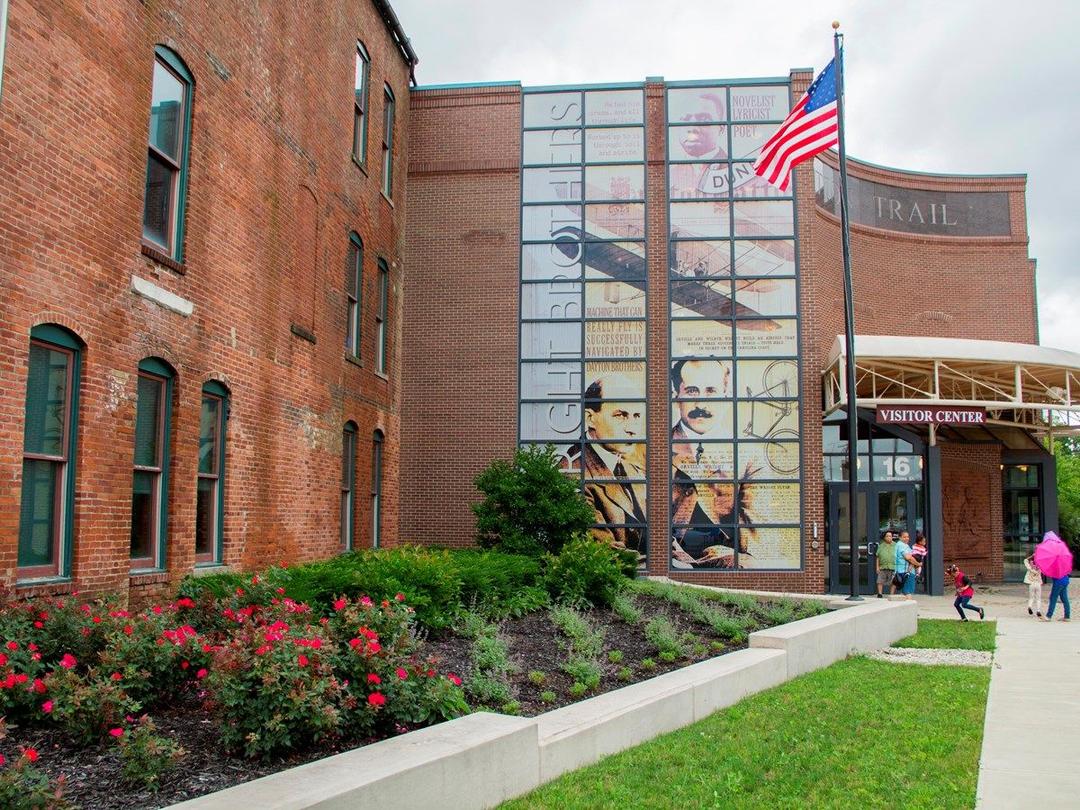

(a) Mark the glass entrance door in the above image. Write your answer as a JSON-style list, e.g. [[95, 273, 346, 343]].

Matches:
[[829, 483, 922, 595], [829, 485, 871, 594]]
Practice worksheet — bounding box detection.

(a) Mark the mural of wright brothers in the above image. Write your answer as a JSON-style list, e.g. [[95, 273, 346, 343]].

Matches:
[[582, 373, 646, 556], [670, 358, 757, 568]]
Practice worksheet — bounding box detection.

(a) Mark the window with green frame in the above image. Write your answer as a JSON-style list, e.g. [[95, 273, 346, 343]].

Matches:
[[371, 429, 383, 548], [18, 324, 82, 581], [131, 358, 174, 570], [375, 258, 389, 374], [196, 381, 228, 564], [381, 84, 394, 198], [353, 41, 370, 166], [341, 422, 357, 550], [346, 233, 363, 358], [142, 45, 194, 260]]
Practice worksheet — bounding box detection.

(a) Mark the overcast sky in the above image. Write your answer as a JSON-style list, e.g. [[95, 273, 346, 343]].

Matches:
[[392, 0, 1078, 352]]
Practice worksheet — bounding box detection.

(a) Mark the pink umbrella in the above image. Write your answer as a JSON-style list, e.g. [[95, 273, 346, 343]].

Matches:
[[1034, 532, 1074, 580]]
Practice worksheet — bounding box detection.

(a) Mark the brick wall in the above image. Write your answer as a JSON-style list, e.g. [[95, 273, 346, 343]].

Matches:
[[939, 443, 1003, 583], [0, 0, 411, 602]]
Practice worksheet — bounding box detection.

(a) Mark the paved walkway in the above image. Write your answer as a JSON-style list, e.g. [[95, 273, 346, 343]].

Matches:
[[911, 584, 1080, 808]]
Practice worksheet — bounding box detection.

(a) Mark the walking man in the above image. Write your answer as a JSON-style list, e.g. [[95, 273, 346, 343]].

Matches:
[[875, 530, 896, 598]]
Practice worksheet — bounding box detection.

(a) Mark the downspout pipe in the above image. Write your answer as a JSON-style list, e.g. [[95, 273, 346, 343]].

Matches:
[[373, 0, 419, 86]]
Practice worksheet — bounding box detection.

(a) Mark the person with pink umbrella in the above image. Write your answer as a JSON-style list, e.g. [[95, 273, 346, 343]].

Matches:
[[1035, 531, 1073, 622]]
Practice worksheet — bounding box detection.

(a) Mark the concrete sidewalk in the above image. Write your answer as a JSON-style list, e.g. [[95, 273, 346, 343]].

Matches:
[[911, 585, 1080, 808]]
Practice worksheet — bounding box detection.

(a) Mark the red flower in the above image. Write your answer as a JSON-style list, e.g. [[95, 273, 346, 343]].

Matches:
[[0, 652, 6, 666], [31, 653, 41, 662], [255, 644, 271, 655], [111, 672, 123, 681], [196, 668, 208, 679], [394, 592, 405, 602], [109, 728, 124, 738], [42, 700, 53, 714], [367, 673, 381, 684], [175, 597, 195, 609], [33, 621, 43, 629], [123, 625, 134, 636], [367, 692, 386, 707], [0, 754, 5, 766], [276, 587, 286, 596], [395, 667, 408, 681], [297, 654, 309, 667], [152, 605, 163, 615], [92, 616, 102, 624], [235, 588, 245, 597], [349, 638, 362, 649], [6, 641, 17, 651], [309, 638, 322, 650], [14, 673, 27, 685], [31, 678, 46, 693], [333, 598, 347, 611], [59, 653, 77, 669], [28, 643, 37, 651], [360, 596, 373, 607], [180, 660, 190, 670], [251, 575, 260, 585], [367, 641, 382, 655], [447, 673, 462, 686], [23, 747, 39, 763], [381, 599, 390, 608]]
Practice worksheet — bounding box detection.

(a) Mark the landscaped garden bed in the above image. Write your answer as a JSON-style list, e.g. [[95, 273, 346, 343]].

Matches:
[[0, 549, 823, 809]]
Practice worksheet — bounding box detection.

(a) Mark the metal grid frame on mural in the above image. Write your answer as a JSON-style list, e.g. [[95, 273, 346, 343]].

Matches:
[[517, 83, 650, 563], [664, 78, 806, 572]]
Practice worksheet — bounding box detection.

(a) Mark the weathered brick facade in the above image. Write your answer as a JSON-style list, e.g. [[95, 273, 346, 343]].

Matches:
[[0, 0, 412, 602]]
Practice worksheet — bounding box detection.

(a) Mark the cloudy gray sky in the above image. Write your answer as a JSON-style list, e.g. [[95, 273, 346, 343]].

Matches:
[[392, 0, 1078, 352]]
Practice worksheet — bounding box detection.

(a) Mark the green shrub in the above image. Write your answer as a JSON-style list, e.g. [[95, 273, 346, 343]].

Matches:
[[528, 670, 547, 686], [114, 716, 185, 791], [607, 649, 623, 664], [550, 606, 605, 660], [568, 682, 587, 699], [472, 446, 595, 557], [644, 616, 687, 658], [0, 748, 73, 810], [616, 666, 632, 682], [544, 535, 628, 608], [540, 690, 556, 704], [500, 700, 522, 716], [42, 667, 137, 746], [610, 591, 643, 624], [462, 617, 516, 710], [562, 658, 601, 690], [640, 658, 656, 671], [449, 550, 542, 610]]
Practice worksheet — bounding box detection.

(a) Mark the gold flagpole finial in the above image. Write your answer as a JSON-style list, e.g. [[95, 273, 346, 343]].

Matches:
[[832, 20, 840, 30]]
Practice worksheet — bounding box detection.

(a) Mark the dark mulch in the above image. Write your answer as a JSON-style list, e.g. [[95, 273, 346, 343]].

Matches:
[[1, 593, 781, 809]]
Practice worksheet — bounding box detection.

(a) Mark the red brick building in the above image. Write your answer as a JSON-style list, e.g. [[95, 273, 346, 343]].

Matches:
[[0, 0, 415, 602], [2, 4, 1076, 600], [402, 76, 1079, 595]]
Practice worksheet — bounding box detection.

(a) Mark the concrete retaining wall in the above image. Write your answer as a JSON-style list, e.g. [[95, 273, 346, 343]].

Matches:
[[168, 600, 917, 810]]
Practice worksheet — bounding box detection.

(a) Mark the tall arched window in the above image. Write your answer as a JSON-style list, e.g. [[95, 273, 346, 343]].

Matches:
[[197, 381, 228, 564], [371, 429, 384, 548], [352, 41, 370, 166], [142, 46, 194, 260], [346, 233, 363, 359], [19, 324, 83, 581], [131, 358, 174, 571], [341, 422, 357, 550]]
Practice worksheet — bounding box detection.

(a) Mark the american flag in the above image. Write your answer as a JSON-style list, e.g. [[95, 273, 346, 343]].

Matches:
[[753, 56, 840, 192]]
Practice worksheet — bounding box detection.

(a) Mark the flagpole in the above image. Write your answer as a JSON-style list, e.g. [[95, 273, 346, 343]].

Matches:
[[832, 22, 863, 601]]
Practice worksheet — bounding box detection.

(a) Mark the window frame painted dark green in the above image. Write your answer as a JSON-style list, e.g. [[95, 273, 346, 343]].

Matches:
[[375, 258, 389, 375], [18, 324, 81, 582], [196, 380, 228, 565], [381, 84, 395, 198], [142, 45, 194, 262], [131, 358, 173, 572], [371, 429, 384, 548], [341, 421, 358, 550], [352, 41, 370, 168], [346, 233, 363, 359]]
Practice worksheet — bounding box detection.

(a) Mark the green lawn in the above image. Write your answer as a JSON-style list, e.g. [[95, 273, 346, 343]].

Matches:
[[893, 618, 997, 652], [503, 657, 989, 809]]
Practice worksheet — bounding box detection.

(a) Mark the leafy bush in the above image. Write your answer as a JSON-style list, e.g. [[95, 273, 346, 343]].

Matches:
[[544, 535, 629, 608], [644, 616, 687, 658], [472, 445, 595, 557], [462, 616, 516, 709], [42, 667, 137, 746], [609, 592, 643, 625], [562, 658, 601, 690], [0, 747, 72, 810], [114, 716, 185, 791]]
